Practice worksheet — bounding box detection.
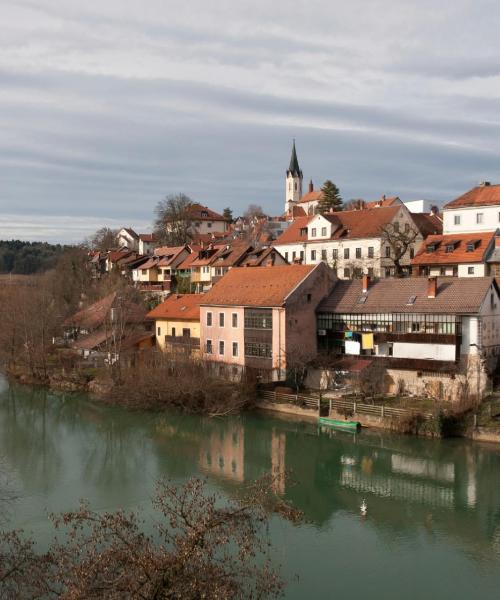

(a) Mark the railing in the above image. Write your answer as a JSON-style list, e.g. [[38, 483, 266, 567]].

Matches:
[[259, 390, 434, 421], [165, 336, 200, 349], [138, 282, 171, 291]]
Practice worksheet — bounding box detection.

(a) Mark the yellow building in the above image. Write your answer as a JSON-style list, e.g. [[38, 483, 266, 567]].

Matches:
[[147, 294, 202, 355]]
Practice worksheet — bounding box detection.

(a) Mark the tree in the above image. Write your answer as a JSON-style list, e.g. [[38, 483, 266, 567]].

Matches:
[[317, 180, 343, 214], [344, 198, 366, 211], [243, 204, 266, 221], [0, 476, 301, 599], [153, 193, 194, 246], [380, 221, 419, 277], [86, 227, 118, 251], [223, 207, 234, 223]]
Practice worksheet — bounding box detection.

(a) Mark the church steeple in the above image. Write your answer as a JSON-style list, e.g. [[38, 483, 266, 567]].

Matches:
[[285, 140, 303, 214]]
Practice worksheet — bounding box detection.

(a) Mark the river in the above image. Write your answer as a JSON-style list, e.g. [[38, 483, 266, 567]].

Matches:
[[1, 376, 500, 599]]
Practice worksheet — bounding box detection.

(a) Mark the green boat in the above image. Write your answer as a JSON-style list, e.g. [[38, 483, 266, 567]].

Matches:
[[318, 416, 360, 432]]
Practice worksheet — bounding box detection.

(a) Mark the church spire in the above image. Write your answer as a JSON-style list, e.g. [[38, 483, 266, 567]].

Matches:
[[287, 139, 302, 178]]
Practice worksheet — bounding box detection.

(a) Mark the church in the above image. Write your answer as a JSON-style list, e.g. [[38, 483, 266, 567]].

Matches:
[[285, 141, 323, 216]]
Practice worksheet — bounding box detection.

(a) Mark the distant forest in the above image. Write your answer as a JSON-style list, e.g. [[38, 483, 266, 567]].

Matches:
[[0, 240, 71, 274]]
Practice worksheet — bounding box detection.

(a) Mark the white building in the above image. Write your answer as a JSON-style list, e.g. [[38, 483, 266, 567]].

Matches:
[[443, 182, 500, 234]]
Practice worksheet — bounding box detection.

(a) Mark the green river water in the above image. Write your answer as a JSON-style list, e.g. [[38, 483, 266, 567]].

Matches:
[[1, 375, 500, 599]]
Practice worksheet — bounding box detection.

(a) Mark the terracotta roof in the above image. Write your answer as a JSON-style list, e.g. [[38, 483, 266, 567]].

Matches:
[[299, 190, 323, 204], [139, 257, 159, 270], [147, 294, 202, 321], [238, 247, 286, 267], [191, 232, 229, 244], [176, 247, 202, 270], [64, 292, 147, 329], [274, 216, 313, 244], [188, 203, 228, 221], [154, 245, 187, 258], [108, 249, 134, 263], [200, 264, 317, 307], [410, 213, 443, 237], [318, 277, 497, 315], [411, 231, 496, 266], [365, 196, 401, 209], [72, 329, 110, 350], [444, 184, 500, 209], [210, 242, 253, 268], [139, 233, 157, 242], [275, 206, 402, 245]]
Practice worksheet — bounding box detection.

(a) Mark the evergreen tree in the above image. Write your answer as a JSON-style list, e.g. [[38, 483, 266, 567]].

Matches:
[[223, 207, 233, 223], [318, 180, 343, 214]]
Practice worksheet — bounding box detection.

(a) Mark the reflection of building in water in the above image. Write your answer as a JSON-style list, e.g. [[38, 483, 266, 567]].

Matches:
[[199, 424, 245, 481], [391, 454, 455, 483], [271, 429, 286, 495]]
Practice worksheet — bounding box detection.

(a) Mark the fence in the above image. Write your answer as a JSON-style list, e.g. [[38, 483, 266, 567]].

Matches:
[[259, 390, 434, 421]]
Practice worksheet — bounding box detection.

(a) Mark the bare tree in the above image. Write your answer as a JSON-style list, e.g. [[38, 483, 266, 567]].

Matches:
[[0, 476, 301, 599], [344, 198, 366, 210], [86, 227, 118, 251], [243, 204, 267, 221], [380, 222, 418, 277], [154, 193, 195, 246]]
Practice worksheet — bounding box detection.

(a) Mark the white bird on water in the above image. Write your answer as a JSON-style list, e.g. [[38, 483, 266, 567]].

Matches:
[[360, 499, 367, 515]]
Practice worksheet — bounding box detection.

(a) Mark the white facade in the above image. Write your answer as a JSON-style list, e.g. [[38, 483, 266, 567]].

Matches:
[[443, 205, 500, 234], [403, 199, 435, 213], [285, 172, 302, 214], [117, 228, 139, 251]]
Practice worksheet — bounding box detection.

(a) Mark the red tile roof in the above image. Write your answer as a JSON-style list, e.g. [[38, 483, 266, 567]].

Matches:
[[318, 277, 497, 315], [237, 247, 286, 267], [147, 294, 202, 321], [411, 231, 496, 266], [274, 216, 313, 244], [444, 184, 500, 209], [139, 233, 158, 242], [365, 196, 401, 208], [200, 264, 317, 307], [210, 242, 253, 268], [410, 213, 443, 237], [64, 292, 146, 329], [299, 190, 323, 204], [188, 203, 228, 221]]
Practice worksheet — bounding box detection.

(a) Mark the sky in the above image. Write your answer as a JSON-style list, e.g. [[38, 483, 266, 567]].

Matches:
[[1, 0, 500, 243]]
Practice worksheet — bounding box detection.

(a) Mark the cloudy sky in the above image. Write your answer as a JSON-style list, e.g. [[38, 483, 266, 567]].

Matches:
[[1, 0, 500, 242]]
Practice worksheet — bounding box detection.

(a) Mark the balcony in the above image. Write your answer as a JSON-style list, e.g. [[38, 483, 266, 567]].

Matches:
[[374, 332, 459, 345], [165, 336, 200, 349], [138, 281, 171, 292]]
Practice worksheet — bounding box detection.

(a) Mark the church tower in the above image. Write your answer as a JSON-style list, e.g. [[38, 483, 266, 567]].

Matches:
[[285, 140, 303, 214]]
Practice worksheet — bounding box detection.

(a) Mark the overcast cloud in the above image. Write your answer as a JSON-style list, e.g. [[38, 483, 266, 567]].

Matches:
[[1, 0, 500, 242]]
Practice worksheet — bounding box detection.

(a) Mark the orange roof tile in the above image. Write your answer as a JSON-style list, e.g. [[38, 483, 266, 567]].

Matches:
[[411, 231, 496, 266], [200, 264, 317, 307], [146, 294, 202, 321], [444, 184, 500, 209], [298, 190, 323, 204], [365, 196, 401, 208], [274, 216, 313, 244], [188, 203, 228, 221]]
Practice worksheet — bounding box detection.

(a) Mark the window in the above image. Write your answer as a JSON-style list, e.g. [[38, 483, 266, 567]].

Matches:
[[368, 247, 374, 258], [468, 266, 475, 275], [321, 227, 327, 236], [284, 252, 289, 261], [299, 227, 307, 236], [219, 341, 225, 355], [368, 267, 374, 277], [171, 327, 176, 337], [332, 248, 338, 259], [344, 248, 350, 259], [232, 342, 238, 357], [410, 247, 414, 259], [321, 249, 327, 261], [440, 267, 446, 275], [207, 312, 212, 326], [307, 293, 312, 303], [454, 215, 461, 225], [232, 313, 238, 327], [445, 244, 455, 253], [354, 267, 362, 278], [394, 222, 400, 232], [405, 223, 410, 233], [141, 269, 147, 275], [292, 251, 296, 260], [207, 222, 212, 228], [219, 312, 225, 327], [311, 228, 317, 237], [385, 246, 391, 258], [300, 250, 304, 261], [311, 250, 316, 261], [244, 309, 272, 329], [294, 182, 297, 191], [477, 213, 483, 224], [355, 247, 361, 259], [244, 341, 272, 358], [201, 211, 208, 217], [157, 326, 161, 336], [206, 340, 213, 354], [343, 267, 350, 278], [182, 328, 190, 337], [385, 267, 392, 277]]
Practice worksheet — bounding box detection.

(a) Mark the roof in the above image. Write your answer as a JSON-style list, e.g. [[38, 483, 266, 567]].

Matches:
[[176, 247, 202, 270], [191, 232, 229, 244], [210, 242, 253, 268], [108, 249, 134, 263], [411, 231, 496, 266], [64, 292, 147, 329], [275, 206, 402, 245], [120, 228, 139, 239], [72, 329, 111, 350], [237, 247, 285, 267], [444, 184, 500, 209], [154, 246, 188, 265], [188, 203, 228, 222], [298, 190, 323, 205], [139, 233, 157, 242], [146, 294, 202, 321], [410, 213, 443, 237], [287, 140, 302, 178], [365, 196, 401, 209], [139, 257, 158, 270], [200, 264, 317, 307], [317, 277, 496, 315]]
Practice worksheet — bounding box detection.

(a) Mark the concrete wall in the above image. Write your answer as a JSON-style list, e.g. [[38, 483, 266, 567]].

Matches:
[[392, 342, 456, 361]]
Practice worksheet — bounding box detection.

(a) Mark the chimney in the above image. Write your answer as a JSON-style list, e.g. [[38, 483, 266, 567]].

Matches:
[[495, 237, 500, 247], [362, 274, 370, 293], [308, 179, 314, 193], [427, 276, 437, 299]]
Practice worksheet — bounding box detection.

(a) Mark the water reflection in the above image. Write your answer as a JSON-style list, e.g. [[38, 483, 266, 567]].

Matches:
[[1, 377, 500, 569]]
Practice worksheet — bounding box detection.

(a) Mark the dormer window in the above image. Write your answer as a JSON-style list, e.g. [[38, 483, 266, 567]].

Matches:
[[300, 227, 307, 236], [445, 242, 457, 253], [466, 240, 479, 252], [201, 211, 208, 217], [426, 243, 437, 253]]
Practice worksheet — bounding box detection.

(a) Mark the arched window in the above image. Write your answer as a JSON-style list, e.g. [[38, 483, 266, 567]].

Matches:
[[294, 182, 297, 191], [289, 182, 291, 191]]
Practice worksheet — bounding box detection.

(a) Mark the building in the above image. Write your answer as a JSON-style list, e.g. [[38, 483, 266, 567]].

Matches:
[[132, 246, 190, 293], [316, 275, 500, 398], [138, 233, 158, 255], [443, 182, 500, 234], [412, 231, 499, 277], [274, 204, 441, 279], [188, 203, 230, 235], [117, 228, 139, 251], [147, 294, 202, 355], [285, 140, 303, 214], [199, 263, 336, 381]]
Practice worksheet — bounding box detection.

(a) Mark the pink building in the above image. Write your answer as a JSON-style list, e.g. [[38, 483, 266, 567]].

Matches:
[[199, 263, 335, 381]]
